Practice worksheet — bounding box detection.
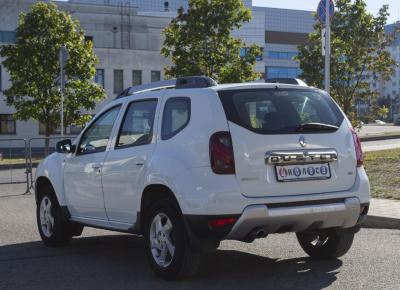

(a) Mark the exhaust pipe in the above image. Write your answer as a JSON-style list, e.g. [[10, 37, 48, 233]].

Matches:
[[255, 228, 266, 239], [242, 227, 268, 243]]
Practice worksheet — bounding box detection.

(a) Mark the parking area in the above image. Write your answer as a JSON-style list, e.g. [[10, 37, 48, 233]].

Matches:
[[1, 194, 399, 290]]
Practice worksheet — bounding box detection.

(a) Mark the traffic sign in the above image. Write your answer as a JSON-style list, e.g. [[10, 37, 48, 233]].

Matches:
[[317, 0, 334, 25]]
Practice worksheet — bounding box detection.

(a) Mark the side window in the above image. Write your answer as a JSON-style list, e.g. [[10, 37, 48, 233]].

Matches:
[[78, 105, 121, 154], [116, 99, 158, 148], [162, 97, 190, 140]]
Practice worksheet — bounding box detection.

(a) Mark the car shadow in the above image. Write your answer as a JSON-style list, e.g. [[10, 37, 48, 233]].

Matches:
[[0, 234, 342, 290]]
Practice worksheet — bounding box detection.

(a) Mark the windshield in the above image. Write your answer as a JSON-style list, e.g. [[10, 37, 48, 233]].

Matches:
[[218, 88, 344, 134]]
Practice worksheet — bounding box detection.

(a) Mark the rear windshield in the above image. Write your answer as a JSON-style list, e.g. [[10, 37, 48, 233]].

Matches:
[[218, 88, 344, 134]]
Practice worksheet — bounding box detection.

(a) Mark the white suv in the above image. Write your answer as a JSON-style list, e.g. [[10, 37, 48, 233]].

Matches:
[[35, 76, 370, 280]]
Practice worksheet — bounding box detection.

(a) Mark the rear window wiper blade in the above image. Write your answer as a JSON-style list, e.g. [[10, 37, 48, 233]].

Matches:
[[295, 123, 339, 132]]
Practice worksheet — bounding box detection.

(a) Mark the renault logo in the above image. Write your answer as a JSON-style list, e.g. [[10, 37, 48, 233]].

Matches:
[[299, 136, 307, 147]]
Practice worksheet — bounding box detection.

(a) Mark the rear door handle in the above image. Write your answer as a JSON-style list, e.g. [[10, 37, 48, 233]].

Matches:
[[135, 158, 146, 166]]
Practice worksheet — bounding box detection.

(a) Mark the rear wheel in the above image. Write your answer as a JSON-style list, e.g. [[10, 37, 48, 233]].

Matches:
[[36, 186, 76, 246], [144, 199, 200, 280], [296, 229, 355, 259]]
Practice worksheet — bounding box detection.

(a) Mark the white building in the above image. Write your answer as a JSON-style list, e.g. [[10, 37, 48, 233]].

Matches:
[[0, 0, 315, 145], [0, 0, 171, 141]]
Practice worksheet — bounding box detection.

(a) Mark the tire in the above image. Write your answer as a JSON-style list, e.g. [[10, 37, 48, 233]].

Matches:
[[144, 199, 201, 280], [36, 185, 74, 247], [296, 229, 355, 259]]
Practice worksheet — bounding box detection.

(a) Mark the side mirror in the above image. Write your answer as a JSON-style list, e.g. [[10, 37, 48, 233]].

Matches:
[[56, 139, 75, 154]]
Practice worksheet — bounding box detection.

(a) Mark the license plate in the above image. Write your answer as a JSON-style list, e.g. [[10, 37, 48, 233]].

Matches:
[[275, 163, 331, 182]]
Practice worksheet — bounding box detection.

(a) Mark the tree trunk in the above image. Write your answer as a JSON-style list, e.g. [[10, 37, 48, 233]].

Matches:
[[44, 122, 50, 157], [342, 95, 353, 116]]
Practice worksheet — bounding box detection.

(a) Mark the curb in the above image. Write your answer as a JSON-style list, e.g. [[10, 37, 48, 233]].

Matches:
[[360, 134, 400, 142], [362, 215, 400, 230]]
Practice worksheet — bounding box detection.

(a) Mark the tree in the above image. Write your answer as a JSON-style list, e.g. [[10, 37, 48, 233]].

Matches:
[[0, 2, 105, 152], [161, 0, 261, 83], [296, 0, 396, 117]]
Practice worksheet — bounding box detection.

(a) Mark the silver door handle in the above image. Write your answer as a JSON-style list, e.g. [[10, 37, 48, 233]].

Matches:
[[92, 163, 102, 169]]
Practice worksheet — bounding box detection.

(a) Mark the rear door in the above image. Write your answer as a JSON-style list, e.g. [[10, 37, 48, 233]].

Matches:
[[102, 97, 159, 224], [218, 88, 357, 198]]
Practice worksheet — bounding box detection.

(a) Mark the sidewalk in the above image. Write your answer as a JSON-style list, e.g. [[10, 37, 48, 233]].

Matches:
[[364, 198, 400, 229], [362, 138, 400, 152]]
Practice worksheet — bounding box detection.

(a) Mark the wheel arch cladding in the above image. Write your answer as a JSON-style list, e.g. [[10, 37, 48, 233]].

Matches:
[[35, 176, 55, 204], [140, 184, 181, 228]]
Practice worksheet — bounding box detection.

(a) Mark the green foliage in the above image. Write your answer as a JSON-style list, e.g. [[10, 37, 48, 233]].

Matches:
[[0, 2, 105, 137], [296, 0, 396, 116], [161, 0, 261, 83]]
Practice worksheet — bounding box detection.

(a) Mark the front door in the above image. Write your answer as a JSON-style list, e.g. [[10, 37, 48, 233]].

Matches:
[[64, 105, 121, 220]]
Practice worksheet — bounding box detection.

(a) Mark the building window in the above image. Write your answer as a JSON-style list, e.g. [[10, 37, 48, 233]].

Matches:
[[132, 70, 142, 86], [0, 114, 16, 135], [0, 31, 16, 43], [151, 70, 161, 82], [265, 67, 302, 79], [95, 69, 105, 88], [114, 69, 124, 94], [69, 124, 84, 135], [240, 47, 263, 61], [267, 51, 298, 60], [84, 36, 93, 42]]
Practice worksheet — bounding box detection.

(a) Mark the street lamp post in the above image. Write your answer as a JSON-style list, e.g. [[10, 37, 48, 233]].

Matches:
[[324, 0, 331, 94], [59, 45, 68, 137]]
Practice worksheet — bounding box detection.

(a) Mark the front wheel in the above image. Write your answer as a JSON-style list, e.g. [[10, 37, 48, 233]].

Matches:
[[36, 189, 74, 247], [296, 229, 355, 259], [144, 199, 200, 280]]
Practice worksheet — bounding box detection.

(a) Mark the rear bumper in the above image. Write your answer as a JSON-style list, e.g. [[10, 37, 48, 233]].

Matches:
[[226, 197, 364, 240]]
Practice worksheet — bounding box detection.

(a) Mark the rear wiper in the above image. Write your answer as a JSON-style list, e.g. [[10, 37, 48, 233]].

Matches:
[[295, 123, 339, 132]]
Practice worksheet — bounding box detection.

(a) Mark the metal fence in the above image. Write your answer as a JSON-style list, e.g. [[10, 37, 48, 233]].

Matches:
[[0, 136, 75, 196], [0, 138, 30, 195]]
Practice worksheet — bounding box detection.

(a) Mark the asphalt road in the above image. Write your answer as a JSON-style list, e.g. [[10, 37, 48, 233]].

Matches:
[[0, 195, 399, 290]]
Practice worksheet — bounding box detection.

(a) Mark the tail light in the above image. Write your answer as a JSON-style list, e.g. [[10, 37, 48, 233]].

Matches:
[[209, 131, 235, 174], [351, 128, 363, 167]]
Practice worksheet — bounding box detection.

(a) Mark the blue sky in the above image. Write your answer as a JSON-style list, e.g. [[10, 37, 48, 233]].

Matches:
[[253, 0, 400, 24]]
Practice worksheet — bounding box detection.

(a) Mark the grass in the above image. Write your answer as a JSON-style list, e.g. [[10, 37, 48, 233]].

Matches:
[[364, 148, 400, 200]]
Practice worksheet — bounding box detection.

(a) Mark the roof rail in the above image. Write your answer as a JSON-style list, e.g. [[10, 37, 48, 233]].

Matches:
[[175, 76, 217, 89], [114, 76, 217, 100], [115, 79, 176, 99]]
